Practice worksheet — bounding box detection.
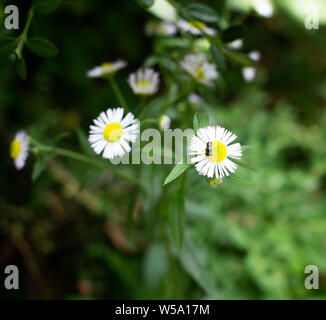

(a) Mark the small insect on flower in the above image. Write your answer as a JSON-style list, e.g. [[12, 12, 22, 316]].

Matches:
[[10, 130, 29, 170], [181, 53, 218, 86], [87, 60, 127, 78], [89, 108, 139, 159], [242, 51, 261, 82], [189, 126, 242, 179], [177, 19, 216, 36], [128, 68, 160, 96], [205, 141, 212, 156], [145, 20, 177, 37]]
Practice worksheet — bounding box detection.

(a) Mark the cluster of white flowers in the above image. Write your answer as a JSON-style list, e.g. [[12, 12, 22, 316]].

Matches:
[[181, 53, 218, 86]]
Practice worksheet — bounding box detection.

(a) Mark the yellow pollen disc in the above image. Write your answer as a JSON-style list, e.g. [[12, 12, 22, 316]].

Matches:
[[208, 141, 227, 163], [10, 140, 21, 159], [189, 20, 205, 29], [104, 123, 123, 142], [194, 67, 204, 80], [136, 80, 151, 87], [101, 62, 113, 72]]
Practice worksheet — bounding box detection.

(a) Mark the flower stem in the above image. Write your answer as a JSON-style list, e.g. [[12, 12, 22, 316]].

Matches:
[[34, 143, 139, 185], [15, 7, 34, 59], [109, 77, 129, 111]]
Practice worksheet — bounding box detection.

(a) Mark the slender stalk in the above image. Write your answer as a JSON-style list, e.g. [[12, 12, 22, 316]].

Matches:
[[35, 144, 139, 185], [109, 77, 129, 111], [15, 7, 34, 59]]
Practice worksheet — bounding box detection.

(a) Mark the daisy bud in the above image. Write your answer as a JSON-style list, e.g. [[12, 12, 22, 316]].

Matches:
[[208, 177, 223, 188]]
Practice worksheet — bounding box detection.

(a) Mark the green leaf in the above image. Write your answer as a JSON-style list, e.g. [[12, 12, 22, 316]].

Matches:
[[33, 0, 63, 15], [163, 159, 192, 186], [179, 233, 218, 295], [187, 3, 218, 23], [168, 189, 185, 250], [221, 25, 245, 43], [0, 40, 17, 58], [210, 45, 226, 72], [32, 154, 55, 182], [222, 49, 255, 67], [193, 113, 200, 134], [26, 37, 58, 58], [15, 55, 27, 79], [136, 0, 155, 9]]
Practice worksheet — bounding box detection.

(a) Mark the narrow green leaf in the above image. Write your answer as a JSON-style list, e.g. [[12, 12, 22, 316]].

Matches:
[[33, 0, 63, 15], [26, 37, 58, 58], [15, 55, 27, 79], [136, 0, 154, 9], [222, 49, 255, 67], [0, 40, 17, 58], [210, 45, 226, 72], [193, 113, 200, 135], [187, 3, 218, 23], [163, 159, 192, 186], [32, 154, 55, 182], [221, 25, 245, 43], [232, 158, 257, 172], [168, 190, 185, 250]]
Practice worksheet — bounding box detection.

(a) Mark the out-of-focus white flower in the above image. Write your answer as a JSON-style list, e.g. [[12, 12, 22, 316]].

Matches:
[[189, 126, 242, 179], [177, 19, 216, 36], [128, 68, 160, 96], [145, 21, 177, 36], [242, 50, 261, 82], [10, 130, 29, 170], [87, 60, 127, 78], [252, 0, 274, 18], [159, 115, 171, 130], [181, 53, 218, 86], [188, 93, 203, 105], [228, 39, 243, 50], [89, 108, 139, 159]]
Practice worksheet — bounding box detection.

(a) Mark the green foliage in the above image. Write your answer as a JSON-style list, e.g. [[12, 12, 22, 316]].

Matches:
[[26, 37, 58, 57], [33, 0, 63, 15], [1, 0, 326, 301], [186, 3, 219, 23]]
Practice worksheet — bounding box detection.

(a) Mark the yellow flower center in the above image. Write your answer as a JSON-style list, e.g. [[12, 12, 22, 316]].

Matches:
[[189, 20, 206, 29], [104, 123, 123, 142], [101, 62, 113, 72], [136, 80, 151, 87], [10, 140, 21, 159], [208, 141, 227, 163], [194, 67, 204, 80]]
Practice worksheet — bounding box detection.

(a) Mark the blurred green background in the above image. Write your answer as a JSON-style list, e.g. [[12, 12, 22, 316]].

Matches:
[[1, 0, 326, 299]]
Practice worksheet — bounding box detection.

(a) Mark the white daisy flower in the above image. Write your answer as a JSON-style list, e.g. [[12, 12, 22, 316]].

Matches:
[[128, 68, 160, 96], [177, 19, 216, 36], [10, 130, 29, 170], [242, 51, 261, 82], [159, 115, 171, 130], [181, 53, 218, 86], [89, 108, 139, 159], [189, 126, 242, 179], [252, 0, 274, 18], [228, 39, 243, 50], [87, 60, 127, 78], [145, 20, 177, 37]]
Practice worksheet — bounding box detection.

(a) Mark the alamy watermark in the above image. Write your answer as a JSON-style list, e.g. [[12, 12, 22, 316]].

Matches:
[[304, 265, 319, 290], [3, 265, 19, 290], [3, 5, 19, 30], [305, 5, 319, 30]]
